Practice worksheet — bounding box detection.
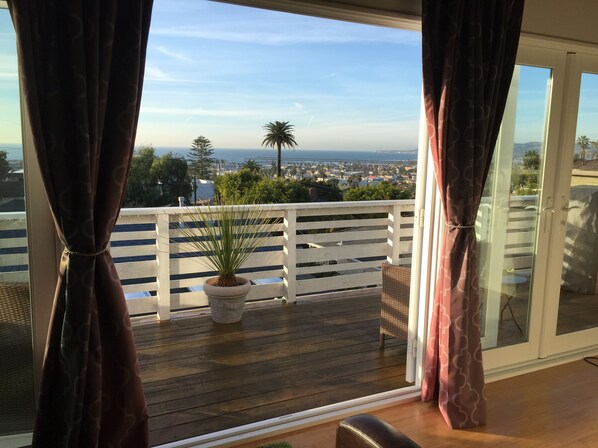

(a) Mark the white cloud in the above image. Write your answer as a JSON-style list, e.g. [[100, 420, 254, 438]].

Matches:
[[144, 66, 176, 81], [155, 45, 194, 63], [143, 66, 207, 84], [141, 106, 266, 117]]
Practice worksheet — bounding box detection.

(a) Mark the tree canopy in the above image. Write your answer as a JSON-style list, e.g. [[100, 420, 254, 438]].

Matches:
[[577, 135, 590, 164], [0, 150, 10, 181], [240, 159, 262, 173], [344, 181, 415, 201], [215, 169, 263, 204], [124, 146, 192, 207], [215, 169, 309, 204], [522, 150, 540, 170], [262, 121, 297, 178], [250, 178, 310, 204], [124, 146, 160, 207], [188, 136, 215, 180], [300, 179, 343, 202], [150, 153, 192, 205]]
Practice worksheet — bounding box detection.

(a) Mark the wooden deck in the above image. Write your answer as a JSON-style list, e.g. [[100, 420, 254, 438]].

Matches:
[[132, 286, 598, 446], [133, 294, 410, 446]]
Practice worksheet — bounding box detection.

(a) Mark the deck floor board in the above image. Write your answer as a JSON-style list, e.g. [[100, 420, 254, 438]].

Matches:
[[133, 294, 409, 446], [133, 286, 598, 446]]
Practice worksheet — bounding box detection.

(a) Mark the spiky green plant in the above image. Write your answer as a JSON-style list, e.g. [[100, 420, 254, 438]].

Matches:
[[176, 203, 272, 287]]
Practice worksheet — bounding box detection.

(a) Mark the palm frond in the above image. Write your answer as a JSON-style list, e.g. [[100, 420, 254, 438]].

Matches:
[[261, 120, 298, 150]]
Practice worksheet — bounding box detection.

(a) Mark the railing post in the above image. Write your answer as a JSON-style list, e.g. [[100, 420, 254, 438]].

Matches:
[[283, 208, 297, 303], [387, 203, 402, 265], [156, 212, 171, 320]]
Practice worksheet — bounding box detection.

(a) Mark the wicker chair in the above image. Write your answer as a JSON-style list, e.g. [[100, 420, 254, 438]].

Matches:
[[379, 263, 410, 349]]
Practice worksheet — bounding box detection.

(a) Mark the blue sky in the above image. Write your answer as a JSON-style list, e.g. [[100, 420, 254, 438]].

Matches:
[[2, 2, 598, 152], [136, 0, 423, 150], [0, 11, 20, 146]]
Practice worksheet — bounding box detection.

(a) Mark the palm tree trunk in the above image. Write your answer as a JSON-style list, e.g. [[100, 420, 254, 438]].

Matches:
[[277, 143, 282, 177]]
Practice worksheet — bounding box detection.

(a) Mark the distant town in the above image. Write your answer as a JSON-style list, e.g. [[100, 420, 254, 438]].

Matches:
[[215, 157, 418, 187], [0, 140, 568, 212]]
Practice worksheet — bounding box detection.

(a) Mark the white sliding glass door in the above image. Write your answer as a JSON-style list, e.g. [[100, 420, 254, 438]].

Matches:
[[472, 47, 598, 371], [541, 53, 598, 357], [472, 46, 569, 369]]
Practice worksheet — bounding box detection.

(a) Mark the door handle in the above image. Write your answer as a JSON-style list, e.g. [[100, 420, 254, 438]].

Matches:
[[562, 205, 581, 211], [542, 206, 554, 233]]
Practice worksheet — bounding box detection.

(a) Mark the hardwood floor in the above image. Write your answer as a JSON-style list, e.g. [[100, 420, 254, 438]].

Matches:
[[133, 295, 410, 446], [235, 359, 598, 448]]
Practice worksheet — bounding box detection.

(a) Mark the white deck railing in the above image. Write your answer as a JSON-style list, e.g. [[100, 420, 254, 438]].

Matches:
[[0, 196, 539, 319], [114, 200, 415, 318], [0, 212, 29, 284]]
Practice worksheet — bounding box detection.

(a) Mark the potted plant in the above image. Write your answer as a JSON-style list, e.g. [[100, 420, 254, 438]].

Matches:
[[175, 202, 272, 323]]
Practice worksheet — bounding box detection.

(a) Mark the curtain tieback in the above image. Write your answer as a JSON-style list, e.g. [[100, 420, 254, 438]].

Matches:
[[63, 246, 109, 257], [446, 223, 476, 229]]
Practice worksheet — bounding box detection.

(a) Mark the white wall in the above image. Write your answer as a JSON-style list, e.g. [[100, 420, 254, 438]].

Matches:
[[521, 0, 598, 45]]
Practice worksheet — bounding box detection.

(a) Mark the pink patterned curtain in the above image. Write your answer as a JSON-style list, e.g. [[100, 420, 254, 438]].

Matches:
[[421, 0, 524, 428], [8, 0, 153, 445]]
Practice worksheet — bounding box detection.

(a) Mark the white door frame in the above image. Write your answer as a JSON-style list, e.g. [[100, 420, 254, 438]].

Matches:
[[540, 52, 598, 357], [483, 45, 568, 370]]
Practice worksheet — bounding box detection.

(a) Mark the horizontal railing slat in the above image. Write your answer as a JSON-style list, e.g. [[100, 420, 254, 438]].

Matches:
[[296, 229, 386, 245], [0, 237, 28, 249], [111, 230, 156, 241], [114, 260, 157, 279], [126, 297, 157, 315], [297, 259, 382, 275], [111, 244, 157, 258], [297, 243, 387, 264], [297, 271, 382, 295], [297, 217, 388, 231], [122, 282, 157, 294]]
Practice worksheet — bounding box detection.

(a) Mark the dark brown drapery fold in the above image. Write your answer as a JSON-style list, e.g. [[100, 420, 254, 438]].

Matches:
[[420, 0, 524, 428], [8, 1, 153, 446]]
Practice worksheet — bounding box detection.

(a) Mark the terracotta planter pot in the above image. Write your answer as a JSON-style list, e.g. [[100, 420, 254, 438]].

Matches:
[[203, 276, 251, 323]]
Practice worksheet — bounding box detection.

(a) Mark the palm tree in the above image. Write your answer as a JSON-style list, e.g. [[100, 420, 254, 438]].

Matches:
[[592, 139, 598, 160], [577, 135, 590, 165], [241, 159, 262, 173], [262, 121, 298, 177]]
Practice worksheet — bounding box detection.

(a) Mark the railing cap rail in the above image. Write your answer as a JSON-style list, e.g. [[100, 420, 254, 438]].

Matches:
[[0, 211, 27, 219], [0, 196, 541, 220], [118, 199, 417, 217]]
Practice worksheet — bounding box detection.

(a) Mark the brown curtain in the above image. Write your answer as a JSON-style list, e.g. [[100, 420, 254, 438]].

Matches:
[[8, 1, 153, 446], [421, 0, 524, 428]]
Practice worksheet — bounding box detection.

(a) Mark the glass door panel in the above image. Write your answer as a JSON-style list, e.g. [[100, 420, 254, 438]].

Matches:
[[0, 7, 35, 439], [478, 64, 552, 351], [556, 72, 598, 336]]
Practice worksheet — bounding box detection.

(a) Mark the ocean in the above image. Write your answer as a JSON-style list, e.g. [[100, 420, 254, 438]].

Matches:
[[1, 143, 418, 164], [161, 147, 418, 164]]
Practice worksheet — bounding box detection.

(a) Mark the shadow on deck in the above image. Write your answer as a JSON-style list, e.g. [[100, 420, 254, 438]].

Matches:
[[132, 294, 410, 446]]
